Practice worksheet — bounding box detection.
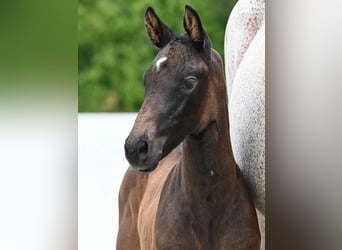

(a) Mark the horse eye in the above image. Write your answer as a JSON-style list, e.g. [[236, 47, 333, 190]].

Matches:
[[183, 76, 197, 91]]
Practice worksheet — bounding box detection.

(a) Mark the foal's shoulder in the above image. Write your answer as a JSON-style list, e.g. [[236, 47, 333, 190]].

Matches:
[[118, 167, 149, 205]]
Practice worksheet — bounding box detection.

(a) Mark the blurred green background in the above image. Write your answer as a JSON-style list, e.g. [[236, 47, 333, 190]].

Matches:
[[78, 0, 237, 112]]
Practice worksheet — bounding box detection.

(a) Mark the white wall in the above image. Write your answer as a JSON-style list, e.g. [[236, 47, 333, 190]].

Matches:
[[78, 113, 137, 250]]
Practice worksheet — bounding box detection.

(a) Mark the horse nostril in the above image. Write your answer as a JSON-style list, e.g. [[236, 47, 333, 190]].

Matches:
[[137, 140, 149, 160]]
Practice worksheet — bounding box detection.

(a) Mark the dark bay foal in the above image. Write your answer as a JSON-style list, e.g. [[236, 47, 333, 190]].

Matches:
[[117, 5, 260, 250]]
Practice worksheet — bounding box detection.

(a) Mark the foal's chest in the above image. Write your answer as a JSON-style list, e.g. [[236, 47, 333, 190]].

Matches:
[[153, 195, 223, 250], [152, 171, 225, 249]]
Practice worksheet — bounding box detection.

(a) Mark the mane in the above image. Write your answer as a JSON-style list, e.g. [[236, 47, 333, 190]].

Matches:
[[163, 33, 212, 64]]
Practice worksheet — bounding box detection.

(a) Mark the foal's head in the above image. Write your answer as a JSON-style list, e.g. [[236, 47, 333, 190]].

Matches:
[[125, 5, 226, 172]]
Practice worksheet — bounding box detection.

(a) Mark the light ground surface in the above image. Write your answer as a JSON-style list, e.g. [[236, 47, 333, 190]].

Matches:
[[78, 113, 137, 250]]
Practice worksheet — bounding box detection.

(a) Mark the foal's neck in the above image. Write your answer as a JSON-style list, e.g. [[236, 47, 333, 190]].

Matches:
[[181, 94, 237, 200]]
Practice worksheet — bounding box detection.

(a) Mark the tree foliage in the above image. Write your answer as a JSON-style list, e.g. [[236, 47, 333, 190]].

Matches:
[[79, 0, 237, 112]]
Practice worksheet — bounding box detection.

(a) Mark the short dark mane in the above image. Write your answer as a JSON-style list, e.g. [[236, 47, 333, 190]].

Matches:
[[164, 33, 212, 64]]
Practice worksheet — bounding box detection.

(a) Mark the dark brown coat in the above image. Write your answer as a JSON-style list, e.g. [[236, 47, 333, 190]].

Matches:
[[117, 5, 260, 250]]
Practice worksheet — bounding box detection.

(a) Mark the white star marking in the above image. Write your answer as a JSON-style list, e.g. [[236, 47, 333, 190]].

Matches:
[[155, 56, 168, 72]]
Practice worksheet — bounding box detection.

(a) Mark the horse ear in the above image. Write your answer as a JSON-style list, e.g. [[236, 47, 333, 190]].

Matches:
[[183, 5, 211, 54], [144, 7, 175, 49]]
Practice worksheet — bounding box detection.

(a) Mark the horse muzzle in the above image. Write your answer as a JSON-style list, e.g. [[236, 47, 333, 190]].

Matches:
[[124, 134, 163, 172]]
